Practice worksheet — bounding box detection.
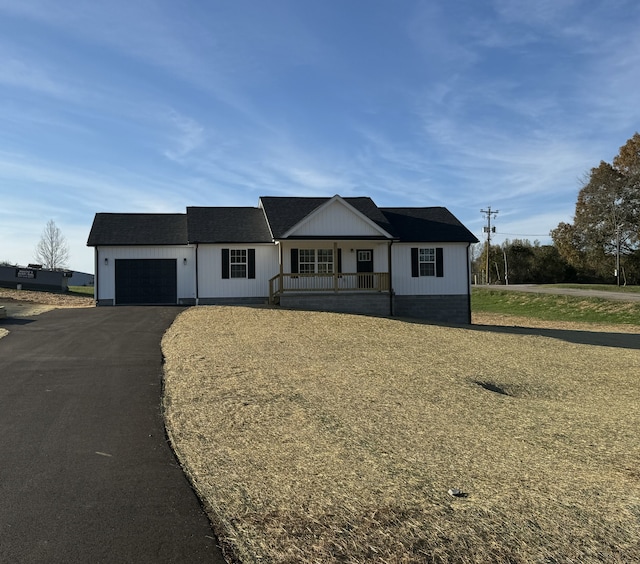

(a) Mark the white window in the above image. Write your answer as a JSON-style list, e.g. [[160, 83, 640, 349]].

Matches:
[[299, 249, 333, 274], [317, 249, 334, 274], [299, 249, 316, 274], [230, 249, 247, 278], [419, 248, 435, 276]]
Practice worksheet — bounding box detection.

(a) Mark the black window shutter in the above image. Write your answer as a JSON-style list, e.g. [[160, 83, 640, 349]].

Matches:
[[248, 249, 256, 279], [411, 247, 419, 277], [222, 248, 229, 279], [291, 248, 299, 274], [436, 247, 444, 277], [337, 248, 342, 273]]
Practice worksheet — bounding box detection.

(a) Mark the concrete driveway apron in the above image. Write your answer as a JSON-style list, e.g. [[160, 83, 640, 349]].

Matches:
[[0, 307, 225, 564]]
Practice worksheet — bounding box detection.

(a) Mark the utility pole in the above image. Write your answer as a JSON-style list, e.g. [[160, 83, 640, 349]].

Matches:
[[613, 198, 622, 287], [615, 223, 621, 287], [503, 248, 509, 286], [480, 207, 499, 284]]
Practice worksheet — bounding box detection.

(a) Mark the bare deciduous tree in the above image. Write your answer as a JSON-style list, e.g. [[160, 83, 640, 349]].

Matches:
[[34, 219, 70, 270]]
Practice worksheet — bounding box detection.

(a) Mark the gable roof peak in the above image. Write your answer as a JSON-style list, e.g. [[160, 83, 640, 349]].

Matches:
[[259, 195, 396, 239]]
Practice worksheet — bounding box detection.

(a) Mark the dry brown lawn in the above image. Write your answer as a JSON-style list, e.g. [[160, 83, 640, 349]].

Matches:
[[162, 306, 640, 563]]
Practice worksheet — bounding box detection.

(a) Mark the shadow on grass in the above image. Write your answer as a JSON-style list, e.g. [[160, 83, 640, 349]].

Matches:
[[391, 314, 640, 351], [468, 322, 640, 350]]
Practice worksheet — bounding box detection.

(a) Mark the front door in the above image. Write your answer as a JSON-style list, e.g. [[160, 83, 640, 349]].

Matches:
[[356, 249, 374, 289]]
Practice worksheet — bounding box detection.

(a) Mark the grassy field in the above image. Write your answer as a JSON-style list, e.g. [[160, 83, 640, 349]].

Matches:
[[472, 287, 640, 325], [545, 284, 640, 293], [162, 306, 640, 563], [68, 285, 94, 296]]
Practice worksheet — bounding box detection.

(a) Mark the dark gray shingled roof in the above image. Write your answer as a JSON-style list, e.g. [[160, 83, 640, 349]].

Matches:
[[186, 207, 273, 243], [259, 196, 397, 238], [380, 207, 479, 243], [87, 213, 187, 246], [87, 199, 478, 247]]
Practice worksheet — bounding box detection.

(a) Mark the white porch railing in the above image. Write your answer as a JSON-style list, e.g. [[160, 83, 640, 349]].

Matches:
[[269, 272, 389, 304]]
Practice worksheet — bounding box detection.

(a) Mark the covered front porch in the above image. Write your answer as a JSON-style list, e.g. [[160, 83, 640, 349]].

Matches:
[[269, 272, 390, 303], [268, 240, 392, 305]]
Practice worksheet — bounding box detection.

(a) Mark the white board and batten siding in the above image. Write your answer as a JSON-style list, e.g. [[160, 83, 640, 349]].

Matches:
[[392, 243, 471, 295], [95, 245, 196, 302], [291, 200, 385, 237], [197, 244, 279, 298]]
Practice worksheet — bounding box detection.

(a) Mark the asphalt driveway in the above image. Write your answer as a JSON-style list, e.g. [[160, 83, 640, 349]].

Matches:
[[0, 307, 225, 564]]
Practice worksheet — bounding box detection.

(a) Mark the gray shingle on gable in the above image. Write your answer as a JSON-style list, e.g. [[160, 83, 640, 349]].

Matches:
[[381, 207, 479, 243], [87, 213, 187, 246], [346, 197, 397, 236], [259, 197, 327, 238], [260, 196, 397, 238], [186, 207, 272, 243], [87, 200, 478, 247]]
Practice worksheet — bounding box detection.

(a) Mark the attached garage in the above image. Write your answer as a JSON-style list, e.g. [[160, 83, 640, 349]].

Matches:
[[87, 213, 196, 306], [115, 259, 177, 305]]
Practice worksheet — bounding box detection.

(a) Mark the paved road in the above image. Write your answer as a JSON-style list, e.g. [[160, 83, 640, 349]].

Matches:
[[478, 284, 640, 302], [0, 307, 225, 564]]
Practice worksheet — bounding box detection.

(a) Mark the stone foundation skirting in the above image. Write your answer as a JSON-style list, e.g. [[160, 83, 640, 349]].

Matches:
[[279, 292, 391, 316], [97, 293, 471, 324], [393, 294, 471, 324], [278, 293, 471, 323]]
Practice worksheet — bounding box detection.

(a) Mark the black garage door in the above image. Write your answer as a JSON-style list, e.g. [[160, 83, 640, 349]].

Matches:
[[115, 259, 177, 305]]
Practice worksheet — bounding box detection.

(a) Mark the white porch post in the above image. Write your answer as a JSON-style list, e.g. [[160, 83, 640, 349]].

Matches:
[[333, 241, 338, 292]]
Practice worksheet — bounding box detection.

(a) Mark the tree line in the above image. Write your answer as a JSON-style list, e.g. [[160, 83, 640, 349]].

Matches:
[[474, 133, 640, 286], [472, 239, 575, 285]]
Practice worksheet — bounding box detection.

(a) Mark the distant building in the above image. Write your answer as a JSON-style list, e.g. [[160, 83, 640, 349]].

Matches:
[[0, 265, 69, 293], [68, 271, 95, 287]]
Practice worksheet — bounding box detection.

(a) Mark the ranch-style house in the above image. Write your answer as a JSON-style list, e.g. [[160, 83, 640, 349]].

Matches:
[[87, 195, 478, 323]]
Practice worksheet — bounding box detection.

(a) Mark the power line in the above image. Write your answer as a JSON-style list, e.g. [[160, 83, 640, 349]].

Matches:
[[495, 232, 550, 238]]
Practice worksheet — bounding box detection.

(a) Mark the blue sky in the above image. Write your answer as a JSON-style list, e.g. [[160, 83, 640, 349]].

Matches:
[[1, 0, 639, 274]]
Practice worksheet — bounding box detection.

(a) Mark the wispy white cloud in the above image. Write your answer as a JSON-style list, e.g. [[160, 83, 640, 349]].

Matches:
[[0, 152, 188, 212], [162, 110, 206, 163], [491, 0, 582, 31], [0, 0, 322, 133], [0, 101, 92, 135], [407, 3, 479, 72], [0, 54, 77, 100]]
